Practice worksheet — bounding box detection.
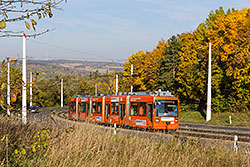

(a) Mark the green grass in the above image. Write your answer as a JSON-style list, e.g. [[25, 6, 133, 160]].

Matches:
[[179, 107, 250, 127]]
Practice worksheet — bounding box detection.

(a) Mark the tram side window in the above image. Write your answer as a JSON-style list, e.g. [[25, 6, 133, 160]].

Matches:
[[111, 102, 119, 115], [139, 102, 146, 116], [83, 102, 86, 113], [78, 103, 82, 112], [131, 102, 138, 116], [86, 103, 89, 116], [97, 102, 102, 114], [106, 104, 110, 118], [122, 104, 125, 119], [79, 103, 84, 113], [131, 102, 146, 116], [70, 102, 76, 111], [115, 102, 119, 115], [119, 104, 125, 119], [148, 104, 153, 122], [92, 102, 97, 113], [111, 103, 115, 114], [119, 104, 122, 117]]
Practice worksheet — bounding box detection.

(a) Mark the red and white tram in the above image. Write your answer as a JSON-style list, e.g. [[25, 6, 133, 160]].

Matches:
[[68, 91, 179, 130]]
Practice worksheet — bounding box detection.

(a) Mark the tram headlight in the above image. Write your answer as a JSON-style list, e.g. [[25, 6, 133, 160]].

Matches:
[[155, 119, 160, 123], [175, 119, 178, 123]]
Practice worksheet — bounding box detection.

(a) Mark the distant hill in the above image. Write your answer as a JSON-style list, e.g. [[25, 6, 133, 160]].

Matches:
[[14, 59, 124, 78]]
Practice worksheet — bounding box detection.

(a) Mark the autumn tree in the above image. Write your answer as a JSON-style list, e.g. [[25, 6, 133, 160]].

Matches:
[[0, 0, 65, 37], [122, 40, 167, 92], [122, 6, 250, 113], [205, 6, 226, 29], [175, 7, 237, 112], [98, 71, 117, 94], [76, 70, 121, 96], [77, 77, 95, 96], [175, 32, 204, 103], [0, 60, 22, 111], [122, 50, 147, 92], [171, 7, 250, 112], [207, 8, 250, 112], [142, 40, 167, 91]]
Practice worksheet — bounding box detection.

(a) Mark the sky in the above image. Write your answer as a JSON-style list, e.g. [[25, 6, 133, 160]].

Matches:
[[1, 0, 250, 63]]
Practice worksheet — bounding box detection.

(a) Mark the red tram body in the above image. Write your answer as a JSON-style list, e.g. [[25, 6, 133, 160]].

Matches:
[[69, 97, 77, 120], [69, 95, 90, 120], [68, 91, 179, 131], [91, 96, 103, 123], [78, 96, 91, 121]]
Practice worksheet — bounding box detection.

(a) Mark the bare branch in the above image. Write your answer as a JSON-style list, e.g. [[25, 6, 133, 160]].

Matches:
[[0, 28, 55, 37], [0, 0, 64, 37]]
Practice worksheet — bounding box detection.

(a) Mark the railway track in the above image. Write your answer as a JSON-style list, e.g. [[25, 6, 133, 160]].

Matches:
[[56, 111, 250, 144], [177, 127, 250, 143]]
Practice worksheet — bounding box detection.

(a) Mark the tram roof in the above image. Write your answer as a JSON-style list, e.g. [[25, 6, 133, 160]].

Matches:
[[96, 91, 174, 97], [72, 95, 91, 97]]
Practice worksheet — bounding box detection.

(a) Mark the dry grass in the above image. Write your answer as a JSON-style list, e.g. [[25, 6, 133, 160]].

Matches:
[[0, 115, 249, 167]]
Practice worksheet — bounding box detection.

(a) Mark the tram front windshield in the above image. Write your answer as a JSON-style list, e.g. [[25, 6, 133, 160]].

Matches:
[[155, 100, 178, 117]]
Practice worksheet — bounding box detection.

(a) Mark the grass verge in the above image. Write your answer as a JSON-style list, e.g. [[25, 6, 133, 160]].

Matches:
[[179, 106, 250, 127], [0, 115, 249, 167]]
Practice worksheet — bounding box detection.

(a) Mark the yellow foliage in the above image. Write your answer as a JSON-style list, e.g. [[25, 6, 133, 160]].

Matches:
[[123, 40, 167, 91]]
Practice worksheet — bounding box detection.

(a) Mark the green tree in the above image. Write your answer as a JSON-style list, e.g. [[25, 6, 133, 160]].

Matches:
[[159, 35, 181, 93], [33, 78, 60, 107], [77, 77, 95, 96]]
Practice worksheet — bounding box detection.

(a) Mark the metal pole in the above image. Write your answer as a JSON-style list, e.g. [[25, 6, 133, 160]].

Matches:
[[234, 135, 238, 152], [30, 72, 32, 107], [61, 79, 63, 107], [131, 64, 133, 92], [206, 43, 212, 122], [114, 123, 117, 135], [76, 97, 78, 119], [22, 34, 27, 124], [116, 74, 118, 95], [7, 58, 10, 116]]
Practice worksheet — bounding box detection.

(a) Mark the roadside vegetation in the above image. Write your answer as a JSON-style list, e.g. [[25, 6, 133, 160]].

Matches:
[[179, 104, 250, 127], [0, 115, 249, 167]]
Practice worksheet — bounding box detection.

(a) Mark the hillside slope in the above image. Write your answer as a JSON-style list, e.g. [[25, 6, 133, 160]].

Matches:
[[14, 59, 123, 78]]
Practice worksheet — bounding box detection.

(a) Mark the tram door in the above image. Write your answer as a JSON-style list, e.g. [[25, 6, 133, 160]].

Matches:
[[78, 102, 83, 120], [105, 102, 111, 123], [147, 102, 153, 127], [119, 102, 126, 125]]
